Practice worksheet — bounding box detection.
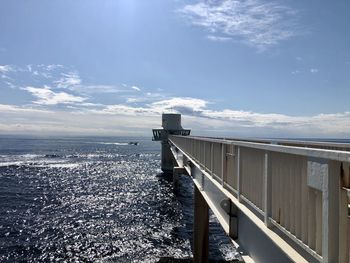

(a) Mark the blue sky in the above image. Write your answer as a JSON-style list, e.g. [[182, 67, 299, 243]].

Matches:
[[0, 0, 349, 137]]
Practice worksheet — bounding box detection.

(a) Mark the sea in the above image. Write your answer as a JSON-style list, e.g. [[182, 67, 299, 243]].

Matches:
[[0, 136, 239, 263]]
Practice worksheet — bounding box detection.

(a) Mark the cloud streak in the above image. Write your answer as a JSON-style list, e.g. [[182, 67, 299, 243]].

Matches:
[[0, 104, 52, 113], [55, 72, 81, 89], [82, 97, 350, 137], [131, 86, 141, 91], [1, 98, 350, 137], [0, 65, 13, 73], [180, 0, 300, 50], [22, 86, 86, 105]]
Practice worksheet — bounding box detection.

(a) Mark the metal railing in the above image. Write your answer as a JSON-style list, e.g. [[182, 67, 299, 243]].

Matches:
[[169, 135, 350, 263], [152, 129, 191, 141], [195, 136, 350, 152]]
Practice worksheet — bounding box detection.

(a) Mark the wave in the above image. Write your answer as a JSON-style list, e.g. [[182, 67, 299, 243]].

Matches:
[[0, 159, 81, 169], [0, 154, 41, 159], [44, 154, 61, 158], [98, 142, 129, 146], [0, 161, 25, 168], [44, 163, 80, 168]]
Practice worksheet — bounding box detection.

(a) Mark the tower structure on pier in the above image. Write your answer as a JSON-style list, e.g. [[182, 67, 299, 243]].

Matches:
[[152, 113, 191, 173]]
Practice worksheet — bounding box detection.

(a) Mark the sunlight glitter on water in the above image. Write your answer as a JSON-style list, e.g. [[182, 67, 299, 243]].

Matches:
[[0, 137, 238, 262]]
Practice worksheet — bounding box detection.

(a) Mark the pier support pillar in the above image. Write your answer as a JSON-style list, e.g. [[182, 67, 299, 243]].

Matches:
[[194, 185, 209, 263], [161, 141, 174, 173], [173, 167, 186, 192]]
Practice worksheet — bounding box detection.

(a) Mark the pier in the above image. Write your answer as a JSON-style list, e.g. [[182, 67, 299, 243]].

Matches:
[[153, 114, 350, 263]]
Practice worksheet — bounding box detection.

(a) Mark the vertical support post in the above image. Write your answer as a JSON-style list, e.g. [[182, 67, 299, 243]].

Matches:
[[210, 143, 214, 174], [204, 142, 206, 168], [322, 161, 340, 263], [307, 189, 316, 250], [315, 192, 323, 255], [236, 146, 242, 202], [194, 185, 209, 263], [301, 158, 308, 244], [264, 151, 272, 227], [173, 170, 180, 192], [191, 140, 194, 157], [221, 143, 225, 186]]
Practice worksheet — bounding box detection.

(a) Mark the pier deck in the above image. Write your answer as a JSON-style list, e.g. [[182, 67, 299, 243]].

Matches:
[[169, 135, 350, 263]]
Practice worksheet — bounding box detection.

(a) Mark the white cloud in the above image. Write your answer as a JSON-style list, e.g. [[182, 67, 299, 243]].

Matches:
[[87, 97, 350, 137], [0, 65, 15, 81], [89, 97, 208, 116], [207, 35, 231, 42], [2, 63, 349, 137], [1, 64, 140, 98], [22, 86, 86, 105], [54, 71, 124, 94], [310, 68, 319, 73], [151, 97, 208, 113], [45, 64, 63, 71], [202, 108, 303, 126], [55, 72, 81, 88], [1, 97, 350, 137], [71, 85, 127, 94], [0, 103, 52, 113], [79, 102, 104, 107], [93, 104, 156, 116], [0, 65, 13, 73], [180, 0, 299, 50], [0, 105, 159, 136], [1, 99, 350, 137], [4, 81, 16, 89], [125, 91, 167, 104], [131, 85, 141, 91], [126, 97, 145, 103]]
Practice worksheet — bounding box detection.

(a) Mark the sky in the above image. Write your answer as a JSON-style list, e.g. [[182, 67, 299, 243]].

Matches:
[[0, 0, 350, 138]]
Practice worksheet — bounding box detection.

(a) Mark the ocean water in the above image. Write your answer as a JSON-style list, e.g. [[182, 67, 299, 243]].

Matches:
[[0, 136, 238, 262]]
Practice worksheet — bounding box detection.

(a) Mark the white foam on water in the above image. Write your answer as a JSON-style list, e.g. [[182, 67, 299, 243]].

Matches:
[[22, 154, 41, 159], [85, 141, 130, 146], [0, 161, 25, 167], [45, 163, 80, 168], [0, 157, 81, 169], [99, 142, 129, 146]]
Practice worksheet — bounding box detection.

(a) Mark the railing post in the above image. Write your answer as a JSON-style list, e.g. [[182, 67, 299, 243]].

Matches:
[[204, 141, 206, 167], [236, 146, 241, 202], [322, 161, 340, 263], [221, 143, 225, 186], [263, 151, 272, 227], [201, 140, 203, 161], [210, 143, 214, 174]]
